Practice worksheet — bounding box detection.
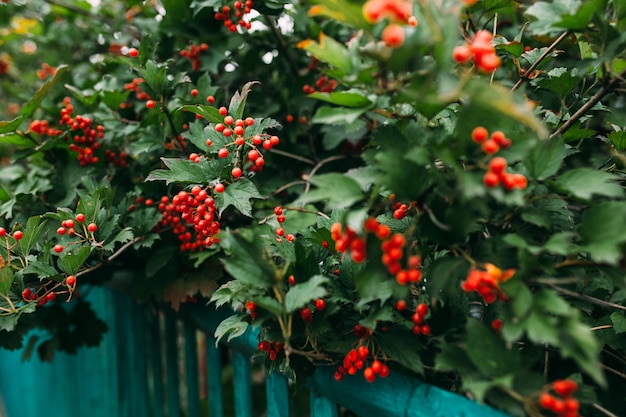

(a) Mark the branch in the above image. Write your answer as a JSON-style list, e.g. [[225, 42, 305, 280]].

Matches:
[[512, 31, 570, 92], [592, 403, 621, 417], [550, 284, 626, 313], [550, 67, 626, 139]]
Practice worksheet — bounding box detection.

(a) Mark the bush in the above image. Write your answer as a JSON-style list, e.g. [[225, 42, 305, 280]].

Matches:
[[1, 0, 626, 415]]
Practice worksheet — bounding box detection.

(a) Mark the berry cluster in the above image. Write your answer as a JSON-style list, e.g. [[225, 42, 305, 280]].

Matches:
[[179, 43, 209, 71], [273, 206, 294, 242], [471, 127, 528, 191], [299, 298, 326, 324], [410, 302, 431, 335], [156, 187, 221, 252], [210, 107, 279, 176], [104, 149, 129, 167], [539, 379, 580, 417], [461, 263, 515, 304], [362, 0, 418, 48], [123, 77, 151, 101], [214, 1, 253, 32], [334, 345, 390, 383], [36, 63, 56, 80], [452, 30, 501, 73], [331, 222, 366, 262], [258, 340, 284, 361], [302, 76, 338, 94], [29, 119, 62, 136], [59, 98, 105, 166]]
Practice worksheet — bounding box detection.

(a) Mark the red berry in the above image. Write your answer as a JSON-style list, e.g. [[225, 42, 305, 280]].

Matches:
[[214, 183, 225, 193], [76, 213, 86, 223], [66, 275, 76, 286], [452, 45, 472, 64], [477, 53, 501, 72], [314, 298, 326, 311], [191, 88, 199, 97], [146, 100, 155, 109], [488, 157, 507, 176], [207, 95, 215, 104], [416, 303, 429, 316], [512, 173, 528, 190], [13, 230, 23, 240], [371, 360, 383, 374], [483, 171, 500, 187], [53, 244, 64, 253], [46, 292, 56, 301], [481, 139, 500, 154], [471, 126, 489, 143], [553, 379, 577, 398], [57, 227, 67, 235], [231, 167, 243, 178], [0, 227, 5, 237], [363, 367, 376, 383], [382, 24, 405, 48], [218, 148, 229, 158], [218, 106, 228, 116], [128, 47, 139, 57], [396, 299, 407, 311], [491, 318, 503, 333], [420, 324, 431, 335], [539, 393, 556, 409], [378, 364, 390, 378], [87, 223, 98, 232]]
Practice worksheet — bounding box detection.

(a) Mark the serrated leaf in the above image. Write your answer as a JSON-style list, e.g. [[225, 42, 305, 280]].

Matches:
[[297, 33, 354, 76], [308, 92, 372, 108], [214, 315, 249, 345], [216, 179, 262, 217], [0, 303, 35, 332], [525, 137, 566, 180], [0, 266, 14, 295], [21, 65, 70, 117], [59, 246, 93, 275], [579, 201, 626, 265], [103, 228, 134, 251], [533, 68, 580, 98], [295, 173, 364, 210], [19, 216, 47, 256], [525, 0, 582, 35], [554, 168, 624, 201], [146, 157, 212, 184], [221, 231, 275, 287], [284, 275, 328, 314], [229, 81, 260, 121], [22, 261, 59, 279]]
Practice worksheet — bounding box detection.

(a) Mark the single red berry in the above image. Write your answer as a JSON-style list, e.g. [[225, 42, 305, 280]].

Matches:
[[382, 23, 405, 48], [13, 230, 23, 240], [471, 126, 489, 143], [539, 393, 556, 409], [22, 288, 32, 299], [491, 318, 503, 333], [76, 213, 86, 223], [53, 244, 64, 253], [214, 183, 225, 193], [146, 100, 155, 109], [378, 364, 390, 378], [87, 223, 98, 232], [191, 88, 199, 97], [488, 157, 507, 176], [275, 227, 285, 237], [420, 324, 431, 336], [363, 367, 376, 383], [416, 303, 429, 316], [483, 171, 500, 188], [128, 47, 139, 57], [300, 307, 312, 321], [0, 227, 5, 237], [247, 149, 259, 161], [218, 106, 228, 116], [64, 219, 75, 228], [481, 139, 500, 154], [288, 275, 296, 286], [314, 298, 326, 311], [57, 227, 67, 235], [66, 275, 76, 286], [46, 292, 56, 301], [218, 148, 229, 158], [207, 95, 215, 104], [231, 167, 243, 178], [553, 379, 578, 398], [371, 360, 383, 374], [452, 45, 472, 64], [477, 53, 501, 72], [396, 299, 407, 311]]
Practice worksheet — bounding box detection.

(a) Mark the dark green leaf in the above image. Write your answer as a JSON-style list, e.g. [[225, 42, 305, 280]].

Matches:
[[533, 68, 580, 98], [22, 261, 59, 279], [295, 173, 364, 210], [146, 157, 213, 184], [59, 246, 93, 275], [554, 168, 624, 201], [19, 216, 47, 256], [0, 266, 14, 295], [579, 201, 626, 265], [0, 116, 25, 134], [221, 231, 275, 287], [610, 312, 626, 334], [284, 275, 329, 314], [216, 179, 262, 217], [182, 105, 223, 124], [525, 137, 566, 180], [229, 81, 260, 121], [465, 319, 519, 376]]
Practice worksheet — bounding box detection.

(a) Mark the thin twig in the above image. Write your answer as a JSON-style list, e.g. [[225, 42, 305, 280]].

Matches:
[[76, 236, 144, 278], [512, 31, 570, 92], [268, 148, 316, 165], [550, 67, 626, 139], [592, 403, 620, 417], [550, 284, 626, 313]]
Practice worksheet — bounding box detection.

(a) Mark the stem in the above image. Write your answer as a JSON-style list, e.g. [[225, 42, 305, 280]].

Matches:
[[512, 31, 570, 92], [268, 148, 316, 165], [0, 293, 17, 313], [592, 403, 620, 417], [550, 67, 626, 139], [76, 236, 143, 277], [591, 325, 613, 331], [550, 284, 626, 313], [600, 363, 626, 380]]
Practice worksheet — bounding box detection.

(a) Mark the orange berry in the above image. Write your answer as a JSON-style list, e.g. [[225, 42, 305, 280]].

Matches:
[[481, 139, 500, 154], [471, 126, 489, 143], [382, 24, 405, 48], [453, 45, 472, 64]]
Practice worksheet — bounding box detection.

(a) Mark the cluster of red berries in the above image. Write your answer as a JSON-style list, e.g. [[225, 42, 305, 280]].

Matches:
[[362, 0, 417, 48], [179, 43, 209, 71], [214, 1, 253, 32], [334, 345, 390, 383], [156, 187, 221, 252], [128, 195, 154, 212], [257, 340, 284, 361], [471, 127, 528, 191], [302, 76, 338, 94], [391, 202, 410, 220], [461, 263, 514, 304], [210, 107, 279, 176], [29, 119, 62, 136], [331, 222, 366, 262], [36, 62, 56, 80], [453, 30, 501, 73], [539, 379, 580, 417], [0, 226, 23, 242], [56, 214, 98, 243], [104, 149, 129, 167], [273, 206, 294, 242], [285, 114, 308, 124], [123, 77, 151, 101], [299, 298, 326, 324], [21, 275, 77, 306], [59, 98, 105, 166], [410, 302, 431, 335]]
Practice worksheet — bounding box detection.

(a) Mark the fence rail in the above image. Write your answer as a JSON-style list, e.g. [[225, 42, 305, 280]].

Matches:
[[0, 286, 509, 417]]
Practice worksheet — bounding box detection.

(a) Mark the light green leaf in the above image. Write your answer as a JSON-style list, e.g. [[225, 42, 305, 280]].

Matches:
[[312, 105, 369, 125], [579, 201, 626, 265], [295, 173, 364, 210], [525, 137, 566, 180], [21, 65, 70, 118], [214, 315, 249, 345], [308, 92, 372, 108], [554, 168, 624, 201], [19, 216, 47, 257], [297, 33, 354, 76], [216, 179, 262, 217]]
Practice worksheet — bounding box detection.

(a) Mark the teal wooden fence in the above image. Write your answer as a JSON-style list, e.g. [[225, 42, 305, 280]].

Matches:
[[0, 286, 509, 417]]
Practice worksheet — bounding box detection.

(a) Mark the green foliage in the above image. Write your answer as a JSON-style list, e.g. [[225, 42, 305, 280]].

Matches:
[[1, 0, 626, 415]]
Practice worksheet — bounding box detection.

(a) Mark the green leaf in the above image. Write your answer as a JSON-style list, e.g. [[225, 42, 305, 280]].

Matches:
[[221, 231, 275, 287], [378, 328, 424, 376], [533, 67, 580, 98], [103, 228, 135, 252], [307, 0, 369, 28], [295, 173, 364, 210], [610, 312, 626, 334], [525, 0, 582, 35], [145, 158, 213, 184], [0, 266, 14, 295], [22, 261, 59, 279], [182, 105, 223, 124], [59, 246, 93, 275], [465, 319, 519, 376], [579, 201, 626, 265], [229, 81, 260, 121], [312, 105, 369, 125], [608, 131, 626, 151], [0, 116, 25, 134], [284, 275, 329, 314], [297, 33, 354, 76], [554, 168, 624, 201], [140, 60, 167, 99], [216, 179, 262, 217], [19, 216, 47, 256], [308, 92, 373, 108], [214, 315, 249, 345], [20, 65, 70, 118], [525, 137, 566, 180]]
